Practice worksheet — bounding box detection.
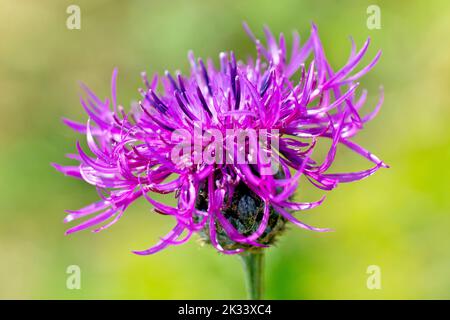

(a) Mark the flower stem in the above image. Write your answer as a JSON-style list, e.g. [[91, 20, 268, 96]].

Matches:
[[239, 250, 264, 300]]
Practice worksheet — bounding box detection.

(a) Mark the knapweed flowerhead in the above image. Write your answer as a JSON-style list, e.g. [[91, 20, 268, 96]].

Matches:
[[53, 23, 387, 255]]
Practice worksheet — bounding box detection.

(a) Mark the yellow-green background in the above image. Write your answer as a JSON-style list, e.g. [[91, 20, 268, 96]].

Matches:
[[1, 0, 449, 299]]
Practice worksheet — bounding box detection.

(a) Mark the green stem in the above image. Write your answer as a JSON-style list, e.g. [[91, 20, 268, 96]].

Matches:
[[239, 250, 264, 300]]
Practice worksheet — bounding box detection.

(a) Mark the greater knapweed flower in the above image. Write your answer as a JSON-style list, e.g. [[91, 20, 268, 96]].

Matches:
[[54, 23, 386, 299]]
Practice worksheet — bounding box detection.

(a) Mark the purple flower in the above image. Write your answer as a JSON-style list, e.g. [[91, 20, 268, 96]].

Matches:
[[53, 23, 387, 255]]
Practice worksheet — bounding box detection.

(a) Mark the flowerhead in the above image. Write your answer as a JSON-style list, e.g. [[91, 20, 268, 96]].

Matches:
[[54, 23, 387, 255]]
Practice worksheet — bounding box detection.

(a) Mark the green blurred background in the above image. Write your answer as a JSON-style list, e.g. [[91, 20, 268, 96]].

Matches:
[[1, 0, 449, 299]]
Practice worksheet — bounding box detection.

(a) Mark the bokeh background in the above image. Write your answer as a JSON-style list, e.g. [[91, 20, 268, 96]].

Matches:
[[1, 0, 449, 299]]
